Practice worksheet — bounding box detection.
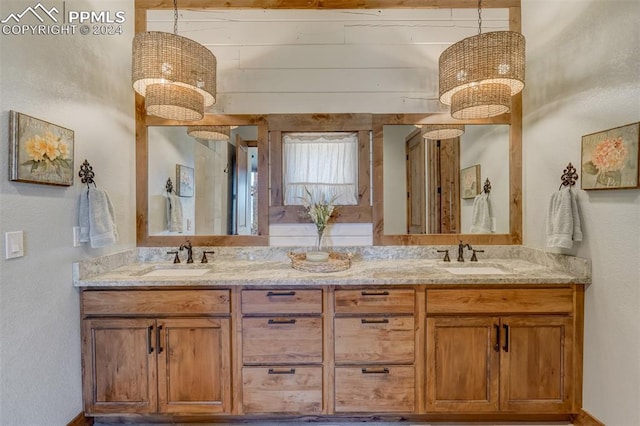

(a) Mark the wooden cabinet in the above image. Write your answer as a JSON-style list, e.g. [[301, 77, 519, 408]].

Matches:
[[81, 290, 231, 415], [333, 288, 417, 413], [80, 284, 583, 421], [240, 289, 324, 414], [426, 288, 576, 414]]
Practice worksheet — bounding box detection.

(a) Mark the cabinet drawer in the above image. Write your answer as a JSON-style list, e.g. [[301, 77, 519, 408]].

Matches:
[[334, 289, 415, 314], [334, 317, 415, 364], [242, 317, 323, 363], [82, 289, 230, 316], [242, 289, 322, 314], [426, 288, 574, 315], [334, 366, 415, 413], [242, 366, 322, 414]]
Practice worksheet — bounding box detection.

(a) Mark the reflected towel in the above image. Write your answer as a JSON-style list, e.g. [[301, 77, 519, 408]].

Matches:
[[78, 187, 119, 248], [546, 186, 583, 249], [470, 192, 492, 234], [167, 193, 183, 233]]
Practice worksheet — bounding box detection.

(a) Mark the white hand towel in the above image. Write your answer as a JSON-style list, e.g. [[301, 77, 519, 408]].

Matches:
[[87, 187, 119, 248], [78, 188, 90, 243], [546, 186, 582, 248], [470, 192, 492, 234], [167, 193, 184, 233]]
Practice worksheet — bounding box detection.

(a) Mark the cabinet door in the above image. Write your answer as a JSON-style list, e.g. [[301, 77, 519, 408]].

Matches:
[[82, 318, 157, 414], [500, 316, 573, 413], [426, 316, 500, 412], [157, 318, 231, 414]]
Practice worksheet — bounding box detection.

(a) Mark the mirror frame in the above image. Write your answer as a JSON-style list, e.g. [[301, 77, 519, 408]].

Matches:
[[137, 114, 270, 246], [372, 112, 521, 245], [135, 0, 522, 247]]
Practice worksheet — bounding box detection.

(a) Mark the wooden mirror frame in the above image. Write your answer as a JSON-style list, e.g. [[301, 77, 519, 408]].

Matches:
[[134, 0, 522, 247], [137, 114, 270, 246], [372, 111, 521, 245]]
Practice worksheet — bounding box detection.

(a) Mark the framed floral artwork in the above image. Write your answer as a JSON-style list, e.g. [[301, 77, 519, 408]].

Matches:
[[460, 164, 480, 199], [581, 122, 640, 190], [176, 164, 194, 197], [9, 111, 74, 186]]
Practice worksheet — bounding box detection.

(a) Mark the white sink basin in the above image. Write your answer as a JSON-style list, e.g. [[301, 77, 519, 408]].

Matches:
[[142, 268, 211, 277], [443, 266, 509, 275]]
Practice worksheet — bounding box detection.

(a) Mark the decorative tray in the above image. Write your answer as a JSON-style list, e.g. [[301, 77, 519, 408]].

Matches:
[[287, 251, 352, 273]]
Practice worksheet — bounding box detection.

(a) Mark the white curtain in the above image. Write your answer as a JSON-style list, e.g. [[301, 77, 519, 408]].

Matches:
[[283, 132, 358, 205]]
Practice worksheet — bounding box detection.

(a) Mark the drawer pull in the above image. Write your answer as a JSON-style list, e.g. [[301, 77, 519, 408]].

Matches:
[[268, 318, 297, 325], [268, 368, 296, 375], [361, 367, 390, 374], [266, 291, 296, 297], [361, 318, 389, 324], [361, 290, 389, 296]]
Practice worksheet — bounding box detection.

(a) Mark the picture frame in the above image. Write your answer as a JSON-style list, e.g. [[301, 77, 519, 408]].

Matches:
[[460, 164, 481, 199], [581, 122, 640, 190], [9, 111, 74, 186], [176, 164, 194, 197]]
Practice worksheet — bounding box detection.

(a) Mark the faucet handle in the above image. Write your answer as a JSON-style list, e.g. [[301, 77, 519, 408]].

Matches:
[[167, 250, 180, 263], [201, 250, 215, 263], [436, 249, 450, 262], [470, 249, 484, 262]]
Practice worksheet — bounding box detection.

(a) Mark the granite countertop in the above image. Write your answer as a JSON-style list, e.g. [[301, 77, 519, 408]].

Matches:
[[74, 247, 590, 288]]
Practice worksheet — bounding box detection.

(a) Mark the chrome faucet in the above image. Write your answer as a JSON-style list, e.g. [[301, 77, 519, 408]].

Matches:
[[180, 240, 194, 263], [458, 241, 472, 262]]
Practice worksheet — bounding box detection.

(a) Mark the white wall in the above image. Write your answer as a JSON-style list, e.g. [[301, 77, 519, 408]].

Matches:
[[522, 1, 640, 424], [0, 1, 135, 424]]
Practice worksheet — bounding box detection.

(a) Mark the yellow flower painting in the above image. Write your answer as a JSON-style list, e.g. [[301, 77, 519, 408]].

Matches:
[[9, 111, 74, 186]]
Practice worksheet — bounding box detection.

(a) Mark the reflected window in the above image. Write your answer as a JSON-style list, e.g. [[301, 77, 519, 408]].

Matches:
[[283, 132, 358, 205]]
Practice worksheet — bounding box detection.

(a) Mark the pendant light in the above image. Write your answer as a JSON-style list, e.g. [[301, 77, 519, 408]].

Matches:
[[439, 0, 525, 119], [132, 0, 216, 121], [187, 125, 231, 141], [422, 124, 465, 140]]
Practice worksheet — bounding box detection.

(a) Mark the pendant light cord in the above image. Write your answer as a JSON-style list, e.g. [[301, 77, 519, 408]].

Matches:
[[173, 0, 178, 35], [477, 0, 483, 35]]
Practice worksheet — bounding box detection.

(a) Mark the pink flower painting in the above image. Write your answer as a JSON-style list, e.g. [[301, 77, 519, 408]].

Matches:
[[581, 123, 639, 190]]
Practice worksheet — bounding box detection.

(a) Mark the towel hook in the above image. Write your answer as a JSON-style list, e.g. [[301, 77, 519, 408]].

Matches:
[[482, 178, 491, 195], [165, 177, 174, 194], [560, 162, 578, 190], [78, 159, 96, 188]]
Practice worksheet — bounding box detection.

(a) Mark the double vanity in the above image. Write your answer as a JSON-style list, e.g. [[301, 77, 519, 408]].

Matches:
[[74, 245, 589, 423]]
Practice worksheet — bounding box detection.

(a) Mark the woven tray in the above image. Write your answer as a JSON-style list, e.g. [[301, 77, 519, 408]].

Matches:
[[288, 251, 352, 273]]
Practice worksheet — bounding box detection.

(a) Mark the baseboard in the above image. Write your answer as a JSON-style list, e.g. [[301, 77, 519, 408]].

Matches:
[[573, 409, 605, 426], [66, 412, 93, 426]]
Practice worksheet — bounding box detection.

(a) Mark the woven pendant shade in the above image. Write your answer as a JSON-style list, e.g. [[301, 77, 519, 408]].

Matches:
[[439, 31, 525, 118], [422, 124, 465, 140], [132, 31, 216, 121], [146, 84, 204, 121], [450, 83, 511, 120], [187, 125, 231, 141]]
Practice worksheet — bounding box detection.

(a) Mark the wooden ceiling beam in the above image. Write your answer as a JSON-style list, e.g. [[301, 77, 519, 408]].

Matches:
[[136, 0, 520, 10]]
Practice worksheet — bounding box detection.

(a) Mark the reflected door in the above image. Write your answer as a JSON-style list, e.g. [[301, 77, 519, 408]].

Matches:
[[406, 131, 426, 234], [236, 135, 250, 235], [427, 138, 460, 234]]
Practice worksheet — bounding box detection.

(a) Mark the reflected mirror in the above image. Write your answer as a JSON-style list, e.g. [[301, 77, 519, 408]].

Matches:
[[148, 125, 259, 236], [383, 124, 509, 235]]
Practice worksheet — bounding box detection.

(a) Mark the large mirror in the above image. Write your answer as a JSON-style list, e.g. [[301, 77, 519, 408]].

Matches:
[[147, 126, 258, 236], [383, 124, 510, 235]]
